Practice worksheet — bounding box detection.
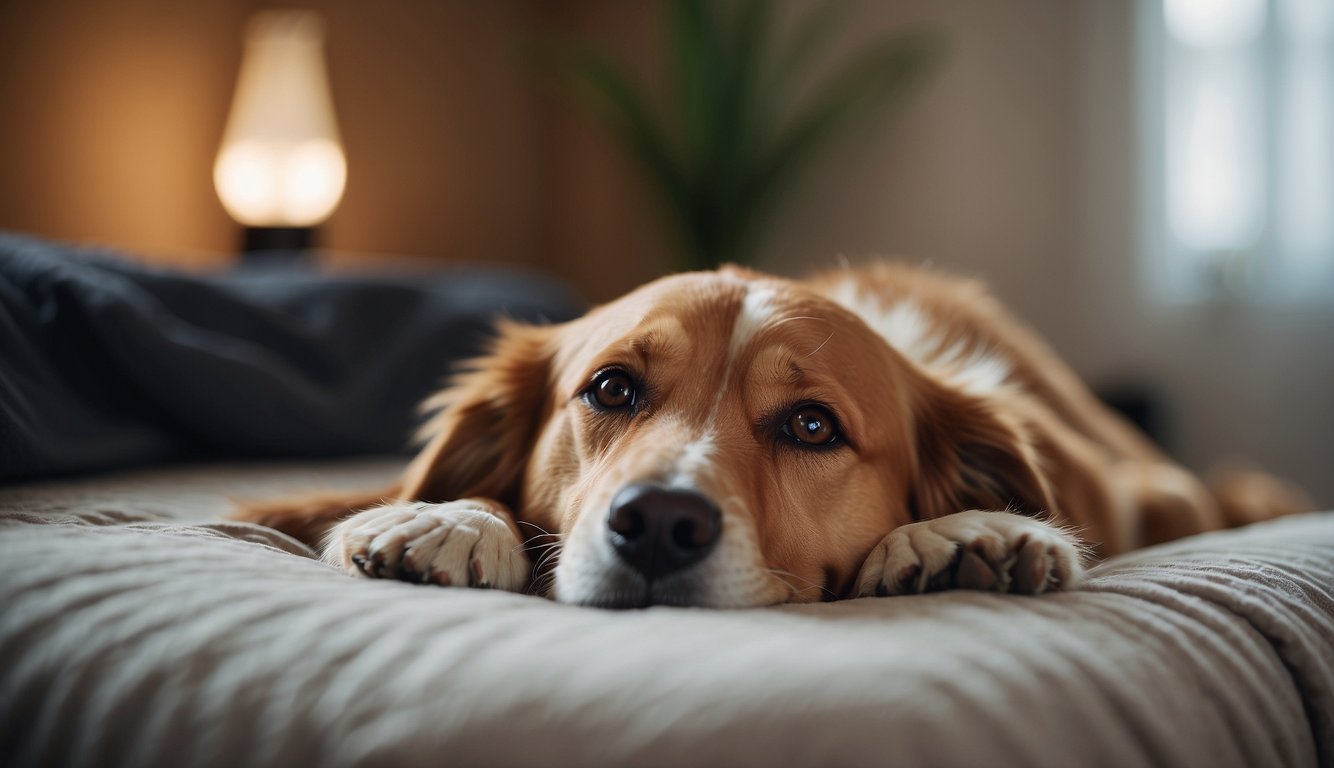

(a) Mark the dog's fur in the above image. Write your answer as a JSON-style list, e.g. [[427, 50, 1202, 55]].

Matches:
[[235, 263, 1310, 608]]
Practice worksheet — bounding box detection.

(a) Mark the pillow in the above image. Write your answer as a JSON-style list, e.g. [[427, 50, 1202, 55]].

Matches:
[[0, 232, 581, 481]]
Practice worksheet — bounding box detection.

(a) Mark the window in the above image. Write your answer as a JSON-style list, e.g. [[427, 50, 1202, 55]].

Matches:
[[1140, 0, 1334, 302]]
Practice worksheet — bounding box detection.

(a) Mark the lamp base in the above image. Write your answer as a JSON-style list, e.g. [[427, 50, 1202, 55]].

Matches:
[[242, 226, 315, 258]]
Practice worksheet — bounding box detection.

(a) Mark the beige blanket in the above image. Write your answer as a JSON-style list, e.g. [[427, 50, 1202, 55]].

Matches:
[[1, 461, 1331, 767]]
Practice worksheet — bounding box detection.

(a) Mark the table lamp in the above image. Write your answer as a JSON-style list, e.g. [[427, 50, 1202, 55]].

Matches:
[[214, 11, 345, 256]]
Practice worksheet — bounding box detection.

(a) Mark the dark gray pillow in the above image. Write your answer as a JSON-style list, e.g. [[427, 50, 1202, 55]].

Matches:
[[0, 232, 582, 481]]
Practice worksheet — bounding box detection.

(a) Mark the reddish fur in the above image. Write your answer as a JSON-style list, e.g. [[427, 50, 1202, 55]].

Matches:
[[233, 262, 1310, 599], [234, 485, 401, 545]]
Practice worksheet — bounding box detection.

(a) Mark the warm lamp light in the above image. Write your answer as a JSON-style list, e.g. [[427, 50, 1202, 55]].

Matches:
[[214, 11, 345, 253]]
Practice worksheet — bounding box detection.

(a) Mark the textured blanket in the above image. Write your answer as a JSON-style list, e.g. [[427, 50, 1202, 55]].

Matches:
[[1, 461, 1331, 768], [0, 231, 580, 482]]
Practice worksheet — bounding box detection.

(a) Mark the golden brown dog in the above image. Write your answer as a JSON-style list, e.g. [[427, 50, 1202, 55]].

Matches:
[[236, 263, 1308, 608]]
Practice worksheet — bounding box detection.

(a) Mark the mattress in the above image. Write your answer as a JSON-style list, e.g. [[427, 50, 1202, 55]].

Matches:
[[1, 460, 1331, 768]]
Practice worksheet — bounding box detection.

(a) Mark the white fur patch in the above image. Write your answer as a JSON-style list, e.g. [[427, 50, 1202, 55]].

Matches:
[[718, 283, 782, 409], [324, 501, 529, 591], [728, 285, 778, 360], [828, 278, 1010, 396], [677, 282, 776, 481], [667, 430, 717, 489]]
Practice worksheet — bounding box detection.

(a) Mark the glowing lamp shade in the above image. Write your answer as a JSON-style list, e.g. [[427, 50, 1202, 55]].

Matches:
[[214, 12, 345, 228]]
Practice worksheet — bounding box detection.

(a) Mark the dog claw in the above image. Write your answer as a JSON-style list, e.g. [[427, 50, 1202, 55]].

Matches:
[[895, 564, 921, 593], [955, 550, 997, 591], [924, 568, 954, 593], [859, 512, 1085, 599], [1011, 538, 1051, 594], [326, 501, 531, 594]]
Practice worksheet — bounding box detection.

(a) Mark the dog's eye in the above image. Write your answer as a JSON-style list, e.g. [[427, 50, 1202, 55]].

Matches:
[[785, 405, 839, 447], [587, 369, 637, 411]]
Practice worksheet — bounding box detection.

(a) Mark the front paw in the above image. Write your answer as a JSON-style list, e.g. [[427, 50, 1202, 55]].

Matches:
[[323, 500, 530, 592], [855, 511, 1084, 597]]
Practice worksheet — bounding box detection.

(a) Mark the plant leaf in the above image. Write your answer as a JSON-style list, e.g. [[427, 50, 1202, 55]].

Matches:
[[669, 0, 726, 174], [714, 0, 772, 194], [543, 43, 696, 250], [525, 8, 947, 273], [766, 1, 861, 107], [738, 28, 945, 253]]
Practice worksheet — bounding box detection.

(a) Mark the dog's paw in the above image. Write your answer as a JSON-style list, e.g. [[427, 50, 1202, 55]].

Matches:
[[855, 511, 1084, 597], [323, 499, 530, 591]]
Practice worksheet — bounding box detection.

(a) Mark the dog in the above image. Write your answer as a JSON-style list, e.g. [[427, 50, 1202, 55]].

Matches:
[[235, 262, 1310, 608]]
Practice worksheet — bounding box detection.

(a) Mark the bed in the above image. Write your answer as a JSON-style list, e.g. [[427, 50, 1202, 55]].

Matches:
[[3, 233, 1332, 766], [1, 460, 1331, 768]]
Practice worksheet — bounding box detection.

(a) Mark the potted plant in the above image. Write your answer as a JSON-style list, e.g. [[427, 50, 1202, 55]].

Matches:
[[540, 0, 944, 271]]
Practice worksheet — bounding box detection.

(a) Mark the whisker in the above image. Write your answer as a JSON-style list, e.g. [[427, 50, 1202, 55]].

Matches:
[[515, 524, 567, 556], [529, 568, 560, 598], [522, 541, 565, 556], [516, 520, 559, 537], [514, 539, 563, 556], [532, 544, 563, 575], [527, 531, 565, 599], [766, 570, 804, 599], [766, 568, 836, 600], [518, 531, 566, 547]]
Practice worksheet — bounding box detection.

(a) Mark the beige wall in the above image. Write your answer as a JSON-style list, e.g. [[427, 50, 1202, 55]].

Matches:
[[1, 0, 1329, 502], [0, 0, 247, 267], [760, 1, 1081, 350], [768, 0, 1334, 504], [1072, 1, 1334, 506], [0, 0, 551, 273], [535, 1, 675, 300], [0, 0, 675, 297]]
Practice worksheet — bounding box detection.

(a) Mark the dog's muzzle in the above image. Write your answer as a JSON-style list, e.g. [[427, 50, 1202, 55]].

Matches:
[[606, 483, 721, 582]]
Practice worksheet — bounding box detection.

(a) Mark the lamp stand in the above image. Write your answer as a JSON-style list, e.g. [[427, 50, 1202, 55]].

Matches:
[[241, 228, 316, 264], [242, 226, 315, 255]]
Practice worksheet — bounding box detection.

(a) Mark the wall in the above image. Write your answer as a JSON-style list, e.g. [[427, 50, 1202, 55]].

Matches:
[[534, 1, 675, 301], [1072, 0, 1334, 504], [768, 0, 1333, 503], [0, 0, 549, 273], [0, 0, 246, 267], [1, 0, 1329, 502], [760, 1, 1082, 352]]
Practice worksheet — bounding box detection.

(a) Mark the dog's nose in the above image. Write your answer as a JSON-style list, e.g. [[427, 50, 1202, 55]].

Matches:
[[606, 483, 722, 581]]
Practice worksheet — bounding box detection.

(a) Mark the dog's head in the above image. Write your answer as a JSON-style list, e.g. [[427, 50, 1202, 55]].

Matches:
[[400, 267, 1053, 607]]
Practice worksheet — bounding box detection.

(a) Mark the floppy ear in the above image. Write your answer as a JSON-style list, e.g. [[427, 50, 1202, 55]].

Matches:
[[397, 319, 556, 507], [909, 384, 1057, 521]]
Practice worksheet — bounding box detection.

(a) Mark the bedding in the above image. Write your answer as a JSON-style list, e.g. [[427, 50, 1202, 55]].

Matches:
[[1, 460, 1331, 768], [0, 232, 580, 483]]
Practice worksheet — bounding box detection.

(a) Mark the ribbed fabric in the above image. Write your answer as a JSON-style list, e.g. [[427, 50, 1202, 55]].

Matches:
[[1, 462, 1331, 768]]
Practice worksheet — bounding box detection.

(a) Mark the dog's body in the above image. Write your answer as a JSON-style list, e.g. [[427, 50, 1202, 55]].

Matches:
[[237, 263, 1308, 608]]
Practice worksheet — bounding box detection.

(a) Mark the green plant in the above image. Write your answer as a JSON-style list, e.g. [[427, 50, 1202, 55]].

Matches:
[[541, 0, 944, 271]]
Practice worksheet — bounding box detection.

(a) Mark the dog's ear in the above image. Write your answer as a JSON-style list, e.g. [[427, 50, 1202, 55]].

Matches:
[[909, 383, 1057, 521], [398, 320, 556, 506]]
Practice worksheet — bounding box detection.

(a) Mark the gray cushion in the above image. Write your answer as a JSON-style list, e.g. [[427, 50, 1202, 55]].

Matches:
[[1, 461, 1331, 767]]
